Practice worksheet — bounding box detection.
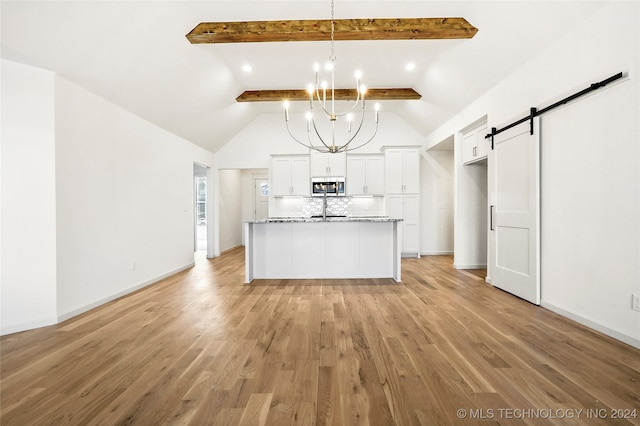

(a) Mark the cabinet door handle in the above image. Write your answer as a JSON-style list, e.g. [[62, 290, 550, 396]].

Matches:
[[490, 205, 495, 231]]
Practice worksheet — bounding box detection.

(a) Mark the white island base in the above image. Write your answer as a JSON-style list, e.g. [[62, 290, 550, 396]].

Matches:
[[244, 219, 402, 283]]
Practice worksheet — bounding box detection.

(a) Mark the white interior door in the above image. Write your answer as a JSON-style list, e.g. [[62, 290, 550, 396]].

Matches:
[[489, 118, 540, 304], [254, 179, 269, 220]]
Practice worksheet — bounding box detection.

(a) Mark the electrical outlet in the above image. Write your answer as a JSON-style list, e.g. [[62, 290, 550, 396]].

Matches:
[[632, 294, 640, 312]]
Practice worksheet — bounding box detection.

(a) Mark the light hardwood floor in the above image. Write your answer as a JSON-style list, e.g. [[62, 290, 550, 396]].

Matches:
[[2, 248, 639, 425]]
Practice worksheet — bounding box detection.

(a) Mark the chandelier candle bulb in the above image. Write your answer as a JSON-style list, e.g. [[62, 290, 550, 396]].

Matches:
[[307, 85, 313, 108]]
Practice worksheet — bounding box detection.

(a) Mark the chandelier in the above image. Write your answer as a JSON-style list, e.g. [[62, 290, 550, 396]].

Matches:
[[283, 0, 379, 154]]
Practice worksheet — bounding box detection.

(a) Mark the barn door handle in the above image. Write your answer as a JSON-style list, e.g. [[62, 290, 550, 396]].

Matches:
[[490, 205, 495, 231]]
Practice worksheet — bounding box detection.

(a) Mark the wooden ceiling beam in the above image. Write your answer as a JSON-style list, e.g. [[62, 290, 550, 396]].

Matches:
[[187, 18, 477, 44], [236, 88, 421, 102]]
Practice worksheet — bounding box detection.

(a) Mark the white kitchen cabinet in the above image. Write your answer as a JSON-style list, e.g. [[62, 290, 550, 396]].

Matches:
[[462, 125, 489, 164], [346, 154, 385, 196], [383, 146, 420, 256], [383, 147, 420, 194], [270, 155, 310, 196], [310, 151, 346, 177], [386, 194, 420, 256]]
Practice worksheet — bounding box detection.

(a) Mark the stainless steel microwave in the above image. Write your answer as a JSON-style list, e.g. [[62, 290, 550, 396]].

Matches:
[[311, 177, 345, 197]]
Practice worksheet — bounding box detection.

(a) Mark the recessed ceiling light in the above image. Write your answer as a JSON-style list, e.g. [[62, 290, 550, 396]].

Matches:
[[405, 62, 416, 71], [242, 65, 253, 72]]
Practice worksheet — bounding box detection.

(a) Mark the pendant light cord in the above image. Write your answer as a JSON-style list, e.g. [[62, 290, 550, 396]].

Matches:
[[330, 0, 336, 62]]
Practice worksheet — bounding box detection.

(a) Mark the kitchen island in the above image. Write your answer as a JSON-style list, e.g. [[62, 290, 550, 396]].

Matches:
[[243, 217, 402, 283]]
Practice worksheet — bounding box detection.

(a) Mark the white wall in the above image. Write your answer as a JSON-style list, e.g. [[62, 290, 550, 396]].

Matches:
[[1, 59, 217, 334], [541, 79, 639, 346], [216, 111, 425, 168], [1, 60, 58, 334], [420, 150, 454, 255], [218, 169, 243, 252], [54, 77, 216, 321], [424, 1, 640, 346]]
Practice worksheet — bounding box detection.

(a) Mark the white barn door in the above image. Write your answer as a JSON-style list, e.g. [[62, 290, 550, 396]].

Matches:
[[488, 118, 540, 304]]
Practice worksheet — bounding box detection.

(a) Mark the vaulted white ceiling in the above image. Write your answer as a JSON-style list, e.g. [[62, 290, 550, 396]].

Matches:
[[1, 1, 608, 153]]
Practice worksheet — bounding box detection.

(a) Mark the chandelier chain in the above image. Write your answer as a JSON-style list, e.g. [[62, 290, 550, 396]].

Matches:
[[330, 0, 336, 62]]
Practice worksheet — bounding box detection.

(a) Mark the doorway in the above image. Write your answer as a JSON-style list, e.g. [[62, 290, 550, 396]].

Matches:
[[194, 163, 209, 253], [254, 178, 269, 220], [454, 120, 489, 271]]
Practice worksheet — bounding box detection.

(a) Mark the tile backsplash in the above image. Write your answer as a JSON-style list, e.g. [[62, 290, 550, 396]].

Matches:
[[272, 196, 384, 218], [302, 197, 351, 217]]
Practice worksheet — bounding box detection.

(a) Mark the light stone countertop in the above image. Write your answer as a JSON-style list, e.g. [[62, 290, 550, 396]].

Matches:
[[244, 216, 402, 224]]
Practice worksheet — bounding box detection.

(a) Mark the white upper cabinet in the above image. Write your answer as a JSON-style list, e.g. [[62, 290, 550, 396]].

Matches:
[[462, 125, 489, 165], [462, 132, 478, 163], [270, 155, 310, 196], [310, 151, 346, 177], [383, 147, 420, 194], [346, 154, 385, 196]]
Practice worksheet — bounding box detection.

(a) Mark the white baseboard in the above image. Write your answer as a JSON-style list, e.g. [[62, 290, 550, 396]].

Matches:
[[1, 316, 59, 336], [541, 301, 640, 350], [453, 263, 487, 269], [401, 253, 421, 258], [57, 262, 195, 324], [220, 244, 242, 255], [420, 251, 454, 256]]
